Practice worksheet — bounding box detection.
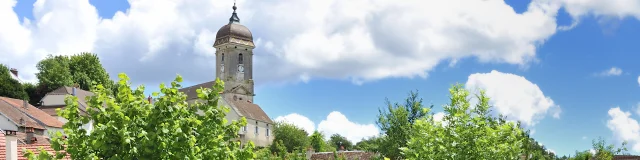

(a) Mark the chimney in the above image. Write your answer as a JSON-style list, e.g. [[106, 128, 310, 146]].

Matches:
[[9, 68, 17, 77], [72, 87, 76, 96], [26, 127, 35, 144], [5, 130, 18, 160], [23, 99, 28, 109]]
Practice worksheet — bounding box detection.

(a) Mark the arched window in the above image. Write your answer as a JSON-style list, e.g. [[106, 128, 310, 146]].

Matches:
[[238, 53, 244, 64], [221, 53, 225, 62]]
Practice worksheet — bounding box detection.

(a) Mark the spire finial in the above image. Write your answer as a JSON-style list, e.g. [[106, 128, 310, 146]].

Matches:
[[233, 0, 237, 12], [229, 0, 240, 23]]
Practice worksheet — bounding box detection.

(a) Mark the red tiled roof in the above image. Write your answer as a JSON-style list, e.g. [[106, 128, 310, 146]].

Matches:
[[0, 97, 64, 128], [0, 131, 70, 160], [0, 99, 45, 130]]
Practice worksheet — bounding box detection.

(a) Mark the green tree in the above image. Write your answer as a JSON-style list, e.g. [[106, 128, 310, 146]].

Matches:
[[24, 73, 255, 159], [32, 53, 115, 106], [68, 52, 113, 91], [354, 136, 383, 153], [401, 84, 525, 159], [36, 55, 74, 93], [271, 122, 310, 153], [22, 83, 43, 105], [329, 134, 352, 151], [310, 131, 325, 152], [0, 64, 28, 100], [566, 137, 628, 160], [376, 90, 431, 159]]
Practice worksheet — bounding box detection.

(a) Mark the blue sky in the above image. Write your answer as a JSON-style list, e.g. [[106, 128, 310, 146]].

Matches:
[[5, 0, 640, 157]]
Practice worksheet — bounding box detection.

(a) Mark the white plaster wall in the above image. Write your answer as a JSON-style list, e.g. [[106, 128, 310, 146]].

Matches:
[[186, 98, 272, 147], [41, 95, 67, 106], [244, 119, 274, 147], [0, 116, 18, 131]]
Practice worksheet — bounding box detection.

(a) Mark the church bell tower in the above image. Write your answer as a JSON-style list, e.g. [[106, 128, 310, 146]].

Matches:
[[214, 2, 255, 102]]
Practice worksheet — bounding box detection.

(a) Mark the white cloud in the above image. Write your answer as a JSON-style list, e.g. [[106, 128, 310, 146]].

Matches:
[[559, 0, 640, 19], [2, 0, 640, 85], [606, 107, 640, 152], [274, 113, 316, 135], [595, 67, 623, 76], [275, 112, 379, 143], [637, 76, 640, 87], [465, 70, 562, 127], [433, 112, 448, 126], [317, 111, 379, 143], [582, 136, 588, 140], [0, 0, 562, 85]]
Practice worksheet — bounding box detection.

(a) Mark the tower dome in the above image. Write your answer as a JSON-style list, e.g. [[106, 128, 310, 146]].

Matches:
[[214, 3, 254, 47]]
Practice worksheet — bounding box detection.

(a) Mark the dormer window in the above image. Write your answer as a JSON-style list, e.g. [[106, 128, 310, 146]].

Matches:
[[238, 53, 244, 64]]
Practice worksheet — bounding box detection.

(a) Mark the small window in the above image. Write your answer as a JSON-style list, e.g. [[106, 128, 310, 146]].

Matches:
[[242, 126, 247, 132], [221, 53, 225, 62], [238, 53, 244, 64], [266, 128, 270, 137], [255, 126, 258, 134]]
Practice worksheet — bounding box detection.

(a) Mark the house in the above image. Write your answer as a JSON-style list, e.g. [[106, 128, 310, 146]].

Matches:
[[0, 97, 64, 138], [8, 68, 22, 84], [38, 86, 94, 133], [0, 96, 64, 144], [0, 130, 70, 160], [177, 3, 274, 147]]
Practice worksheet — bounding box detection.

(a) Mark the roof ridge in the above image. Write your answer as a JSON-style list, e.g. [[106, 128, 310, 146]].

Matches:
[[0, 98, 48, 129]]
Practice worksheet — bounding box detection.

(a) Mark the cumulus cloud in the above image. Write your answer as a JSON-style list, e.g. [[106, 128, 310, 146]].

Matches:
[[559, 0, 640, 19], [2, 0, 640, 86], [637, 76, 640, 87], [595, 67, 623, 76], [465, 70, 562, 127], [317, 111, 379, 143], [0, 0, 562, 85], [274, 112, 378, 143], [606, 107, 640, 152], [274, 113, 316, 135]]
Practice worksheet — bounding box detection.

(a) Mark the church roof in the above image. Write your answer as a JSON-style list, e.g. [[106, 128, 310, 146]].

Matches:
[[178, 81, 217, 101], [178, 81, 273, 124], [222, 95, 273, 124]]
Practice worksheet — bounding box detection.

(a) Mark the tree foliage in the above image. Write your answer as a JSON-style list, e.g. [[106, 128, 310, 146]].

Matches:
[[310, 131, 325, 152], [24, 73, 255, 159], [566, 137, 628, 160], [376, 90, 431, 159], [270, 122, 309, 153], [401, 84, 525, 159], [521, 130, 557, 159], [36, 55, 74, 92], [0, 64, 28, 100], [354, 136, 383, 153], [32, 53, 114, 105], [68, 52, 114, 92], [329, 134, 352, 151]]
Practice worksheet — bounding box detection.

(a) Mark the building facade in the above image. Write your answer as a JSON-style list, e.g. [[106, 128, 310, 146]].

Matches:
[[178, 3, 274, 147]]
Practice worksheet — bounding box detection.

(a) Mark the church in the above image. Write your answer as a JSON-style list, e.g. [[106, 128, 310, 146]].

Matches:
[[178, 3, 274, 147]]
